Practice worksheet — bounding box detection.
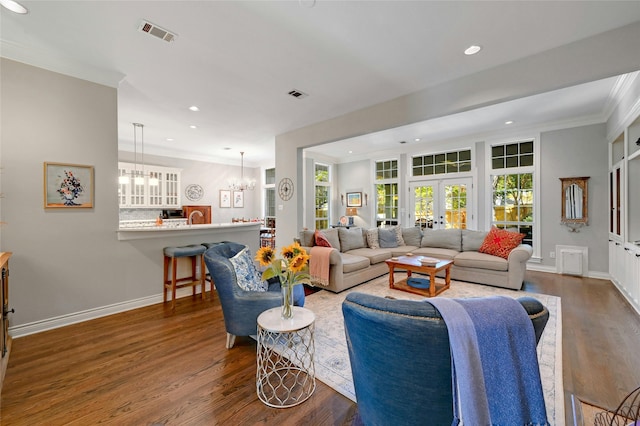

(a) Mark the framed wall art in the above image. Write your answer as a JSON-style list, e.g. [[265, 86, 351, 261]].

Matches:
[[346, 191, 362, 208], [233, 190, 244, 208], [219, 189, 231, 208], [44, 162, 94, 208]]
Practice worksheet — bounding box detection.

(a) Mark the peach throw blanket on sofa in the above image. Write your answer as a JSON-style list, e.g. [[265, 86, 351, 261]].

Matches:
[[310, 246, 332, 287]]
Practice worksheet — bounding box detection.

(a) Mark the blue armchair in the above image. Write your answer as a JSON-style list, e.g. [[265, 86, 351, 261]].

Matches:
[[204, 242, 305, 348], [342, 293, 549, 426]]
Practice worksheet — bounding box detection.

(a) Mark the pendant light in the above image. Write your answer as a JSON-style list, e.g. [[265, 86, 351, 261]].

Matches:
[[228, 152, 256, 191]]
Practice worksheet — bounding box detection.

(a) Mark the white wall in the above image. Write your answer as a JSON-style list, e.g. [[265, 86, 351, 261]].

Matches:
[[118, 151, 261, 223]]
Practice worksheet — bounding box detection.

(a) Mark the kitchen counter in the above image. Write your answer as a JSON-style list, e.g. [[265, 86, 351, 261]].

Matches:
[[117, 221, 262, 242]]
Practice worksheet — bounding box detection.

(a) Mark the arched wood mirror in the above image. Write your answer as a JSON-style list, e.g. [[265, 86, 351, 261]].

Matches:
[[560, 177, 589, 231]]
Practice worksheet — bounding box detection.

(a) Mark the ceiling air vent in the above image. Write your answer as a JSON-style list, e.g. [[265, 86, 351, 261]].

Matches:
[[288, 89, 308, 99], [138, 20, 177, 43]]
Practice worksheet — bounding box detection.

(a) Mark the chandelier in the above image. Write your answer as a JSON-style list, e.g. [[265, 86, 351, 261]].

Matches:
[[228, 151, 256, 191], [119, 123, 158, 186]]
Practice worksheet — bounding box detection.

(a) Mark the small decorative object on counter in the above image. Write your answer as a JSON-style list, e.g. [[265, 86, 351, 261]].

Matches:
[[156, 215, 163, 226], [256, 242, 311, 319]]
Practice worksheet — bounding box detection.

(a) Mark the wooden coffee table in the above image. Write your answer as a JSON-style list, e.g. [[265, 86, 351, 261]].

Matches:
[[385, 255, 453, 297]]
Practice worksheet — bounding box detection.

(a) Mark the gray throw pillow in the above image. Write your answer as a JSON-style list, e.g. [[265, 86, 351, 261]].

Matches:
[[322, 228, 341, 251], [402, 227, 422, 246], [462, 229, 489, 251], [378, 228, 398, 248], [338, 227, 366, 252]]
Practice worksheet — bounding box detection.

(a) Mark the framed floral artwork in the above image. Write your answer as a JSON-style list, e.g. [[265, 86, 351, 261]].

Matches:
[[233, 190, 244, 208], [44, 162, 94, 208], [219, 189, 231, 208]]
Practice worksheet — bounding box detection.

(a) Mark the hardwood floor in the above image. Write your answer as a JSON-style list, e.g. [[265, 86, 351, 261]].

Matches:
[[1, 271, 639, 425]]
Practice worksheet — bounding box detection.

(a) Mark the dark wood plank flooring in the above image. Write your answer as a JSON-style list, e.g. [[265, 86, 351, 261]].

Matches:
[[1, 270, 639, 425]]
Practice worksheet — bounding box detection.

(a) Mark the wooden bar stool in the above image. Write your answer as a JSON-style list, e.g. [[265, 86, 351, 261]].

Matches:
[[163, 244, 207, 309]]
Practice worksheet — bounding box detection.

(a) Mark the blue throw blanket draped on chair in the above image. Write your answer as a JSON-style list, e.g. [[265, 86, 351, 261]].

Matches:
[[429, 296, 549, 426]]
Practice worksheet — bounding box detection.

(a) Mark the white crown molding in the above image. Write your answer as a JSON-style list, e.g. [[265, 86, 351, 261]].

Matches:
[[603, 71, 640, 121]]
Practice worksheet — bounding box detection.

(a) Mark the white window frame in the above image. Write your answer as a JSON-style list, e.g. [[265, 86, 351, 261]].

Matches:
[[314, 162, 331, 230], [485, 135, 541, 261], [373, 158, 400, 227]]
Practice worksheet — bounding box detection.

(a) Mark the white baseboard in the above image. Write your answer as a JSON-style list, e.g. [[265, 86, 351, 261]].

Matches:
[[527, 263, 611, 280], [9, 285, 211, 338]]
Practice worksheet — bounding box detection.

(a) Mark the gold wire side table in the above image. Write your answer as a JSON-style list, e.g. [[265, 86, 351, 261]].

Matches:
[[256, 306, 316, 408]]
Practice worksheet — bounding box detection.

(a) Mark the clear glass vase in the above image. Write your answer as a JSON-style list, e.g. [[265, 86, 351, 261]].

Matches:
[[281, 284, 294, 319]]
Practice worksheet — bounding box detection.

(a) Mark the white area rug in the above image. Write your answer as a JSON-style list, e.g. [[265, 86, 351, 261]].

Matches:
[[304, 274, 564, 425]]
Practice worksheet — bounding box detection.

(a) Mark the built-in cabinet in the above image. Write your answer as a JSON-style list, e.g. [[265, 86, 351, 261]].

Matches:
[[118, 162, 181, 208], [609, 112, 640, 314]]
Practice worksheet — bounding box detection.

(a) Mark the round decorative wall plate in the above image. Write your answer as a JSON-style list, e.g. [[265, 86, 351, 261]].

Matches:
[[278, 178, 294, 201], [185, 184, 204, 201]]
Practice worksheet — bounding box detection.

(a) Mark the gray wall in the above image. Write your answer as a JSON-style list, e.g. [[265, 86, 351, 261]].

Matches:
[[1, 59, 120, 327], [0, 59, 264, 330], [539, 124, 609, 272]]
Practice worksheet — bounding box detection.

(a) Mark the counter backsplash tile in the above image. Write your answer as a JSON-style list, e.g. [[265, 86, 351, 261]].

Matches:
[[120, 208, 163, 221]]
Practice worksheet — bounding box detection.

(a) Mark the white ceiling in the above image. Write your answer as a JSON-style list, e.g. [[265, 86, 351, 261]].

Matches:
[[2, 1, 640, 166]]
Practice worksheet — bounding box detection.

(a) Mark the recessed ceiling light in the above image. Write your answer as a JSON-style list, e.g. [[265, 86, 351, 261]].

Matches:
[[464, 45, 482, 55], [223, 147, 231, 150], [188, 106, 199, 112], [0, 0, 28, 14], [190, 125, 197, 129], [414, 138, 421, 142], [348, 150, 353, 154], [166, 138, 174, 142], [505, 120, 514, 125]]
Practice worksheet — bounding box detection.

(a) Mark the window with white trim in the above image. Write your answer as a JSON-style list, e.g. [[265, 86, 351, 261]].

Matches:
[[314, 163, 330, 230], [490, 140, 534, 247], [264, 168, 275, 219], [375, 159, 399, 227]]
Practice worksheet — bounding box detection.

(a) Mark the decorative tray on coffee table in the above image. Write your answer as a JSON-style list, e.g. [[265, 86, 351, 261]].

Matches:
[[419, 256, 440, 266]]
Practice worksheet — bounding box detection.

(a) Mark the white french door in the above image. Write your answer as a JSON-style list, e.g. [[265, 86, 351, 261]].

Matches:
[[409, 178, 472, 229]]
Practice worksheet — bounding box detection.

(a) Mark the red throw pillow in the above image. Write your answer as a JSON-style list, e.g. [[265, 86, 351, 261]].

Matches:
[[479, 227, 525, 259], [314, 230, 332, 248]]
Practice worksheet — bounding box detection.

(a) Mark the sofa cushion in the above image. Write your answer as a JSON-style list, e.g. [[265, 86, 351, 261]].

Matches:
[[402, 227, 422, 247], [389, 246, 420, 257], [462, 229, 489, 252], [421, 229, 462, 251], [339, 227, 366, 252], [299, 229, 315, 247], [454, 251, 508, 271], [479, 227, 525, 259], [378, 228, 398, 248], [413, 247, 459, 260], [229, 247, 268, 292], [315, 230, 333, 247], [346, 248, 392, 265], [341, 253, 371, 273], [322, 228, 341, 251], [366, 228, 380, 249]]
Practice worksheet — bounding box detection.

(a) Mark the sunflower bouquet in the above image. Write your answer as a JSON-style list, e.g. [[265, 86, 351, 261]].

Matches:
[[255, 242, 311, 318]]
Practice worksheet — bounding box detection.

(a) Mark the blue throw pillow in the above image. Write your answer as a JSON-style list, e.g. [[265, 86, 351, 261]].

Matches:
[[229, 247, 268, 292], [378, 228, 398, 248]]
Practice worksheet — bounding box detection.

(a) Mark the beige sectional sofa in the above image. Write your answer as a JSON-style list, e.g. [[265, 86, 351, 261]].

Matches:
[[299, 226, 532, 293]]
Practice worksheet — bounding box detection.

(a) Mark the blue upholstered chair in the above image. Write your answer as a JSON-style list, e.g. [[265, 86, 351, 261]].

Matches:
[[342, 293, 549, 426], [203, 242, 305, 349]]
